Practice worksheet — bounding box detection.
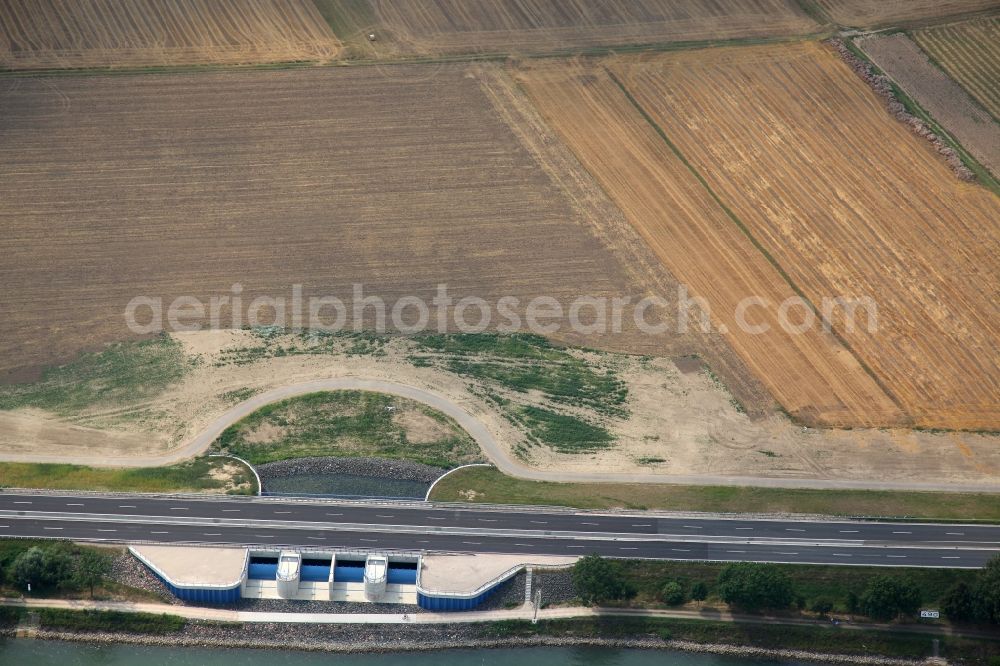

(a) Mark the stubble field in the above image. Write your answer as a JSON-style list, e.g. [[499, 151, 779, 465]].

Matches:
[[912, 16, 1000, 120], [609, 42, 1000, 430], [858, 32, 999, 176], [0, 0, 341, 70], [516, 60, 900, 428], [0, 62, 761, 402], [814, 0, 999, 27], [355, 0, 820, 56]]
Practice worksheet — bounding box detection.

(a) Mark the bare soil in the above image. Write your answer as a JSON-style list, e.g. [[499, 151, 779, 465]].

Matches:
[[0, 0, 341, 70], [364, 0, 819, 56], [0, 62, 701, 384]]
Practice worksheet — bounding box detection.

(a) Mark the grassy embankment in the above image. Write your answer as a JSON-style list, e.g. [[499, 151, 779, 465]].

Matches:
[[0, 606, 185, 634], [612, 559, 977, 612], [0, 539, 166, 603], [410, 334, 626, 456], [430, 466, 1000, 521], [0, 458, 255, 494], [214, 389, 482, 469], [216, 330, 626, 457], [0, 335, 254, 493], [485, 617, 999, 663]]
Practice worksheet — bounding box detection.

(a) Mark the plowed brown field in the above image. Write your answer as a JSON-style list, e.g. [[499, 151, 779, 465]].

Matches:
[[516, 61, 902, 428], [0, 63, 753, 393], [0, 0, 340, 70], [913, 17, 1000, 120], [609, 42, 1000, 429], [364, 0, 818, 55], [815, 0, 999, 27]]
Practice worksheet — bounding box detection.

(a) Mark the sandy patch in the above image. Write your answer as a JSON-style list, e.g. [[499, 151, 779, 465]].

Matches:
[[394, 408, 458, 445], [2, 330, 1000, 486]]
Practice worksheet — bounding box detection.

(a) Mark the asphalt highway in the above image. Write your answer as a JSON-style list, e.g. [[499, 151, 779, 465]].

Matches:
[[1, 491, 998, 568]]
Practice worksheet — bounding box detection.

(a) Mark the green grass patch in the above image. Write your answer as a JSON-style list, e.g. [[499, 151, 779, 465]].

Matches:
[[0, 335, 187, 415], [429, 466, 1000, 520], [483, 617, 997, 662], [215, 390, 482, 468], [413, 334, 625, 453], [0, 457, 255, 494], [512, 406, 614, 453], [312, 0, 378, 43], [38, 608, 185, 634], [417, 334, 627, 414]]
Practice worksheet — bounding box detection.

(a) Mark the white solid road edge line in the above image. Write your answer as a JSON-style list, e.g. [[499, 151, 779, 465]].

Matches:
[[424, 464, 494, 501]]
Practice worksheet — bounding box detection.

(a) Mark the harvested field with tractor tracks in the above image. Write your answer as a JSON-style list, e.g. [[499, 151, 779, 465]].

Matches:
[[0, 62, 765, 416], [814, 0, 999, 28], [516, 59, 901, 429], [609, 42, 1000, 430], [355, 0, 820, 56], [0, 0, 341, 70], [858, 32, 1000, 176], [912, 16, 1000, 121]]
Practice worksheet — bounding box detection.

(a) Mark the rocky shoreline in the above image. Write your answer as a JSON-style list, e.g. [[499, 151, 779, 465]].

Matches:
[[256, 456, 446, 496], [10, 623, 927, 666]]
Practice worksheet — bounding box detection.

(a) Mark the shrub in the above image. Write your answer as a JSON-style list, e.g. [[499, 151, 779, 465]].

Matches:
[[660, 581, 685, 606], [690, 581, 708, 603], [860, 575, 921, 621], [973, 555, 1000, 624], [810, 597, 834, 615], [572, 555, 635, 605], [716, 562, 794, 611], [10, 545, 72, 591]]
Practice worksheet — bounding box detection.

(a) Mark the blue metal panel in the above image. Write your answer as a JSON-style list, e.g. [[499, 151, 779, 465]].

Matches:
[[301, 564, 331, 582], [248, 563, 278, 579], [417, 583, 498, 611], [388, 568, 417, 585], [163, 580, 241, 604], [334, 565, 365, 582]]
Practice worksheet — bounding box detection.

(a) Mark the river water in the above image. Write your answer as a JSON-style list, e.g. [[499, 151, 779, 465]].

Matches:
[[0, 642, 809, 666]]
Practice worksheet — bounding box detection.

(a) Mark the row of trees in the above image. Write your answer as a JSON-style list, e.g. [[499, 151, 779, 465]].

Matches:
[[4, 542, 112, 597], [572, 555, 1000, 624]]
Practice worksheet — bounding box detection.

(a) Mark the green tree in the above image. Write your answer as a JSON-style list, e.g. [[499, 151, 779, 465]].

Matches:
[[974, 554, 1000, 624], [846, 591, 860, 614], [571, 554, 634, 605], [860, 575, 921, 621], [74, 550, 112, 598], [716, 562, 794, 611], [810, 597, 834, 615], [10, 544, 74, 591], [10, 547, 47, 589], [941, 581, 977, 623], [690, 581, 709, 604], [660, 581, 685, 606]]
